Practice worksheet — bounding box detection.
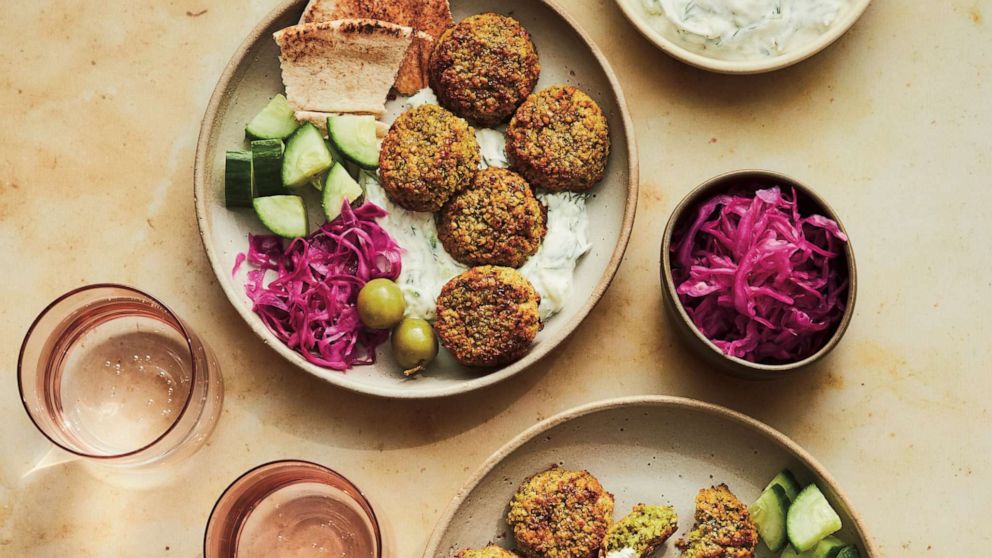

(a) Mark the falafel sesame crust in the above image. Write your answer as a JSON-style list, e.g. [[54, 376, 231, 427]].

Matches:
[[456, 546, 521, 558], [675, 484, 759, 558], [378, 104, 481, 212], [438, 168, 547, 268], [429, 13, 541, 127], [435, 266, 541, 367], [506, 467, 615, 558], [602, 504, 679, 557], [506, 85, 610, 192]]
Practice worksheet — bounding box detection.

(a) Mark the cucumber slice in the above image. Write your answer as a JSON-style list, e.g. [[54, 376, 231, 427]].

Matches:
[[251, 139, 286, 197], [765, 469, 802, 502], [327, 115, 379, 170], [831, 546, 861, 558], [750, 484, 790, 552], [806, 536, 846, 558], [787, 485, 842, 552], [253, 196, 308, 239], [282, 123, 334, 188], [325, 139, 361, 181], [246, 94, 299, 140], [782, 547, 801, 558], [225, 150, 252, 207], [322, 164, 364, 223]]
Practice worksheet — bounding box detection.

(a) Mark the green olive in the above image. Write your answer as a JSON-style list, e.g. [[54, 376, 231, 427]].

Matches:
[[391, 318, 438, 376], [357, 278, 406, 330]]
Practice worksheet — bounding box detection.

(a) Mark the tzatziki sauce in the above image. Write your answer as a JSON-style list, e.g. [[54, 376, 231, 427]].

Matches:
[[641, 0, 852, 60]]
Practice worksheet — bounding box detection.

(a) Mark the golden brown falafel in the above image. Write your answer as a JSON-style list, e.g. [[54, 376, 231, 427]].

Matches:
[[437, 168, 547, 268], [456, 546, 521, 558], [676, 484, 759, 558], [435, 266, 541, 367], [506, 85, 610, 192], [378, 104, 480, 212], [506, 467, 614, 558], [429, 13, 540, 127], [602, 504, 679, 557]]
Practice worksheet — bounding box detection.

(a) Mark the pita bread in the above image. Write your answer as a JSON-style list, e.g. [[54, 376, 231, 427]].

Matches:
[[393, 31, 432, 95], [301, 0, 452, 38], [274, 19, 414, 115], [295, 110, 389, 138], [300, 0, 453, 94]]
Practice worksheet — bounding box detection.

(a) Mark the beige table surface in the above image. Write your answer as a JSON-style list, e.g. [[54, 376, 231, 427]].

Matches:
[[1, 0, 990, 556]]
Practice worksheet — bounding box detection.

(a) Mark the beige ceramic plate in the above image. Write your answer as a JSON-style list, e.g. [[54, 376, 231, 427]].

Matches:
[[614, 0, 872, 74], [194, 0, 637, 398], [424, 396, 877, 557]]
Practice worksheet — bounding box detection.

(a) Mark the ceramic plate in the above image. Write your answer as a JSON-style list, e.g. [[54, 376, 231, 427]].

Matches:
[[194, 0, 637, 398], [614, 0, 872, 74], [424, 396, 877, 557]]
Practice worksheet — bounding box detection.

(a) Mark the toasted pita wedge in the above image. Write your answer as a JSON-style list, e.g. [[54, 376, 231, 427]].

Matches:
[[301, 0, 452, 38], [295, 110, 389, 138], [301, 0, 451, 94], [393, 31, 432, 95], [274, 19, 414, 115]]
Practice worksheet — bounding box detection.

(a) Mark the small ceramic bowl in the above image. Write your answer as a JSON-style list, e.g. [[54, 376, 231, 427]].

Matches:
[[660, 170, 857, 378], [614, 0, 872, 74]]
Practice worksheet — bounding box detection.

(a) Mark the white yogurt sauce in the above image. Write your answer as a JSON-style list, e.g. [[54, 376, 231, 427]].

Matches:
[[641, 0, 852, 60], [368, 95, 592, 321], [605, 548, 638, 558]]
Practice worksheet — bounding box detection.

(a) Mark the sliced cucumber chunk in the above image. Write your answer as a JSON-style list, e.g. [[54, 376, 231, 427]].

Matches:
[[327, 115, 379, 170], [322, 164, 364, 223], [831, 546, 861, 558], [805, 536, 846, 558], [225, 150, 253, 207], [324, 138, 361, 181], [253, 195, 308, 239], [782, 547, 801, 558], [765, 469, 802, 502], [787, 485, 842, 552], [750, 484, 790, 552], [251, 139, 285, 197], [282, 123, 334, 188], [246, 94, 299, 140]]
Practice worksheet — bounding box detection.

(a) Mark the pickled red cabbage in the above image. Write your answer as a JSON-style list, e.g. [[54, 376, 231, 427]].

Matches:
[[238, 202, 403, 370], [671, 187, 848, 363]]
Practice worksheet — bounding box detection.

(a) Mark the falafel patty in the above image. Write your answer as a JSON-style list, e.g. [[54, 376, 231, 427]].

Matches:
[[506, 467, 614, 558], [429, 13, 540, 127], [675, 484, 759, 558], [602, 504, 679, 557], [378, 104, 480, 212], [438, 168, 547, 268], [456, 546, 521, 558], [435, 266, 541, 367], [506, 85, 610, 192]]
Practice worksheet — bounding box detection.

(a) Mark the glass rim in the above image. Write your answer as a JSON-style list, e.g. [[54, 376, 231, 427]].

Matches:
[[203, 459, 383, 558], [17, 283, 201, 460]]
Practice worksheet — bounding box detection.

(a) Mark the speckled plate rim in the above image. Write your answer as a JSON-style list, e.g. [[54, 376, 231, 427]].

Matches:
[[613, 0, 872, 74], [422, 395, 879, 557], [193, 0, 639, 399]]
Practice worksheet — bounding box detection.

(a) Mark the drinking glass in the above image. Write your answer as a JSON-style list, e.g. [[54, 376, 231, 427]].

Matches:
[[18, 284, 224, 468], [205, 460, 382, 558]]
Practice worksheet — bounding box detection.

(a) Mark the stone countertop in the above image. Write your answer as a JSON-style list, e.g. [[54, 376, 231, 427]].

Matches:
[[1, 0, 989, 556]]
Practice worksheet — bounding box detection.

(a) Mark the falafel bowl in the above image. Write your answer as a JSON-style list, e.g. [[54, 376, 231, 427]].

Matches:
[[194, 0, 637, 398]]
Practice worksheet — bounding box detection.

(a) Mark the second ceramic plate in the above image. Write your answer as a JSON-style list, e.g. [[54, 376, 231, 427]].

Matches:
[[424, 396, 877, 557]]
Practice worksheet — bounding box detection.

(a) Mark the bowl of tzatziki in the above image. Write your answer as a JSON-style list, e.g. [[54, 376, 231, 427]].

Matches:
[[615, 0, 871, 73]]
